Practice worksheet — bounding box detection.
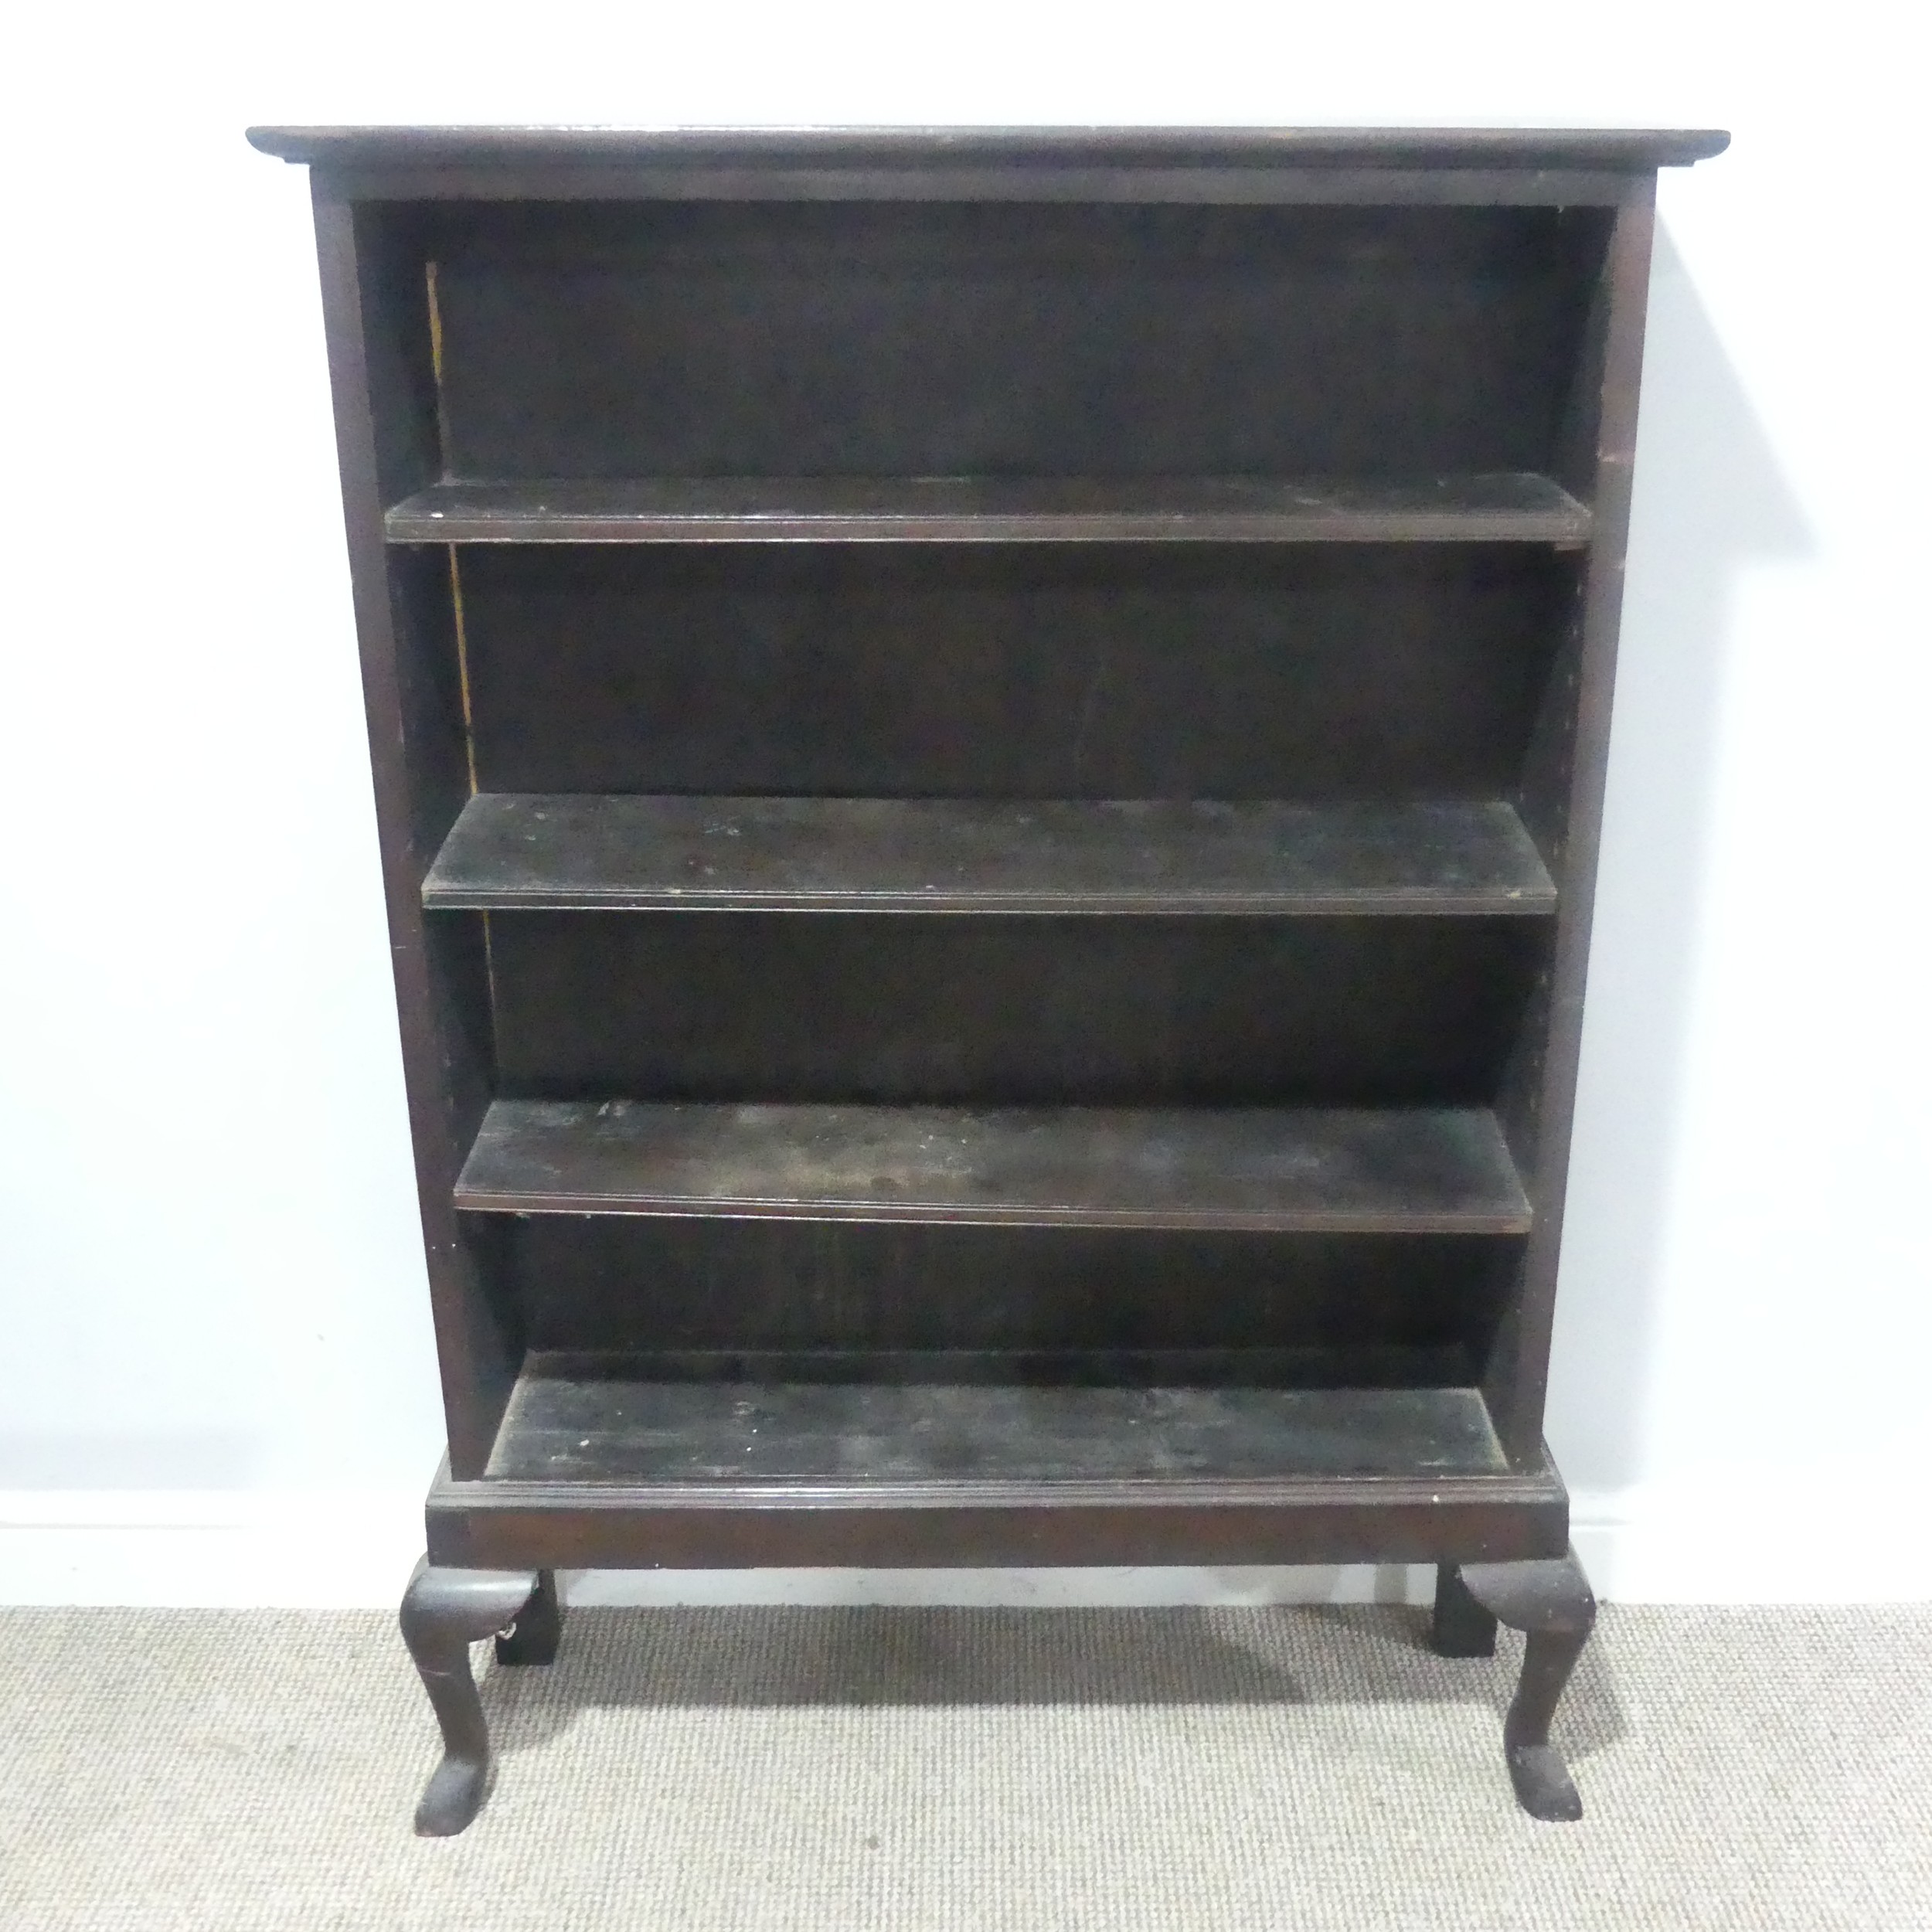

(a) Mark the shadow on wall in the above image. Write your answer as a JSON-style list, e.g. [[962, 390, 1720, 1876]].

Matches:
[[1547, 224, 1813, 1498]]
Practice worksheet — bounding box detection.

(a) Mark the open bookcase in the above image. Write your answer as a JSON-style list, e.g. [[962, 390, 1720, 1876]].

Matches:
[[252, 124, 1726, 1832]]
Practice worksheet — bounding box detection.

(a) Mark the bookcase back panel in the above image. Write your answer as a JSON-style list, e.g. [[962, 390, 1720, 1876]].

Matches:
[[485, 913, 1543, 1106], [424, 201, 1609, 479], [505, 1216, 1517, 1374], [457, 544, 1573, 800]]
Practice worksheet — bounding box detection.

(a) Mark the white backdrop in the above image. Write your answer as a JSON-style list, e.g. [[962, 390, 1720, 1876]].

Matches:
[[3, 2, 1927, 1604]]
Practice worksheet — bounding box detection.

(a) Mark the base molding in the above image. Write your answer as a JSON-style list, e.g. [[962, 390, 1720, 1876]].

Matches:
[[4, 1482, 1930, 1605]]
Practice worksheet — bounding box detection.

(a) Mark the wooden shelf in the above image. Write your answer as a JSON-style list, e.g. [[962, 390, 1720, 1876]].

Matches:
[[386, 474, 1592, 546], [454, 1100, 1532, 1233], [484, 1360, 1509, 1486], [423, 795, 1557, 917]]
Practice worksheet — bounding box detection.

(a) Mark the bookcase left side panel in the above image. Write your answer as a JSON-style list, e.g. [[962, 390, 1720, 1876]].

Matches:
[[310, 183, 519, 1477]]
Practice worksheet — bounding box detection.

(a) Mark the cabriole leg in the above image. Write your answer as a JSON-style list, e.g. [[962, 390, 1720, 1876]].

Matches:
[[398, 1559, 541, 1835], [495, 1568, 563, 1666], [1458, 1546, 1598, 1822]]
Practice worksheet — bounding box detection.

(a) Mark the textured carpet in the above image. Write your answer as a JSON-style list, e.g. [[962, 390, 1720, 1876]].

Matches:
[[2, 1603, 1927, 1930]]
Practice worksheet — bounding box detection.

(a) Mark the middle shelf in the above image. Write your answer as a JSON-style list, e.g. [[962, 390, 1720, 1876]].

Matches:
[[423, 794, 1556, 917], [454, 1100, 1532, 1233], [385, 472, 1594, 546]]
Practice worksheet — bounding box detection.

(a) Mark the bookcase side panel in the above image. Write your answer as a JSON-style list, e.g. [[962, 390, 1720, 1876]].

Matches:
[[311, 184, 518, 1476], [1488, 187, 1660, 1459]]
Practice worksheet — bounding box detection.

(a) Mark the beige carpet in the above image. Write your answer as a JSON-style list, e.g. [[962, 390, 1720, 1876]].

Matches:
[[2, 1603, 1927, 1930]]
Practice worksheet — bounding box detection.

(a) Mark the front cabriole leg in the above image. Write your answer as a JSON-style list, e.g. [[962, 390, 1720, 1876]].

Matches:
[[1456, 1546, 1598, 1821], [399, 1559, 542, 1835]]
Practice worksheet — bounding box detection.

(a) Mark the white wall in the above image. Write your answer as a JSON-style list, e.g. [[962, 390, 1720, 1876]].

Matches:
[[2, 2, 1927, 1605]]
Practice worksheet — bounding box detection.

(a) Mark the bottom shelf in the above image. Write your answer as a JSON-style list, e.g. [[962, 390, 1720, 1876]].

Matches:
[[483, 1355, 1509, 1486]]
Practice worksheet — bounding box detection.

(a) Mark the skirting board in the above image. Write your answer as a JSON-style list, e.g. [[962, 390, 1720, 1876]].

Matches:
[[3, 1485, 1929, 1607]]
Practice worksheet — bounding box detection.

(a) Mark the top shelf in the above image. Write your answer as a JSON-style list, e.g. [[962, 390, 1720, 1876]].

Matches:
[[385, 474, 1593, 546], [423, 794, 1557, 917]]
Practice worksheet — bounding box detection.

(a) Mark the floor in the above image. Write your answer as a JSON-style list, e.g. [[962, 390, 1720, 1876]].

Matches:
[[2, 1602, 1927, 1930]]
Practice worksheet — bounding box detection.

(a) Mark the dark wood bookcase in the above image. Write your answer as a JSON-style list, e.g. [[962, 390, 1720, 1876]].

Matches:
[[251, 124, 1726, 1833]]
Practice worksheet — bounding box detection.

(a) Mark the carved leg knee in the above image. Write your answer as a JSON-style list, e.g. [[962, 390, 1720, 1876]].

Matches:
[[1457, 1546, 1597, 1821], [399, 1559, 541, 1835]]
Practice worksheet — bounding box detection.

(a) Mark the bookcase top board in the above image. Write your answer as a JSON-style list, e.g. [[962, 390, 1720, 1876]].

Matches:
[[247, 124, 1729, 201]]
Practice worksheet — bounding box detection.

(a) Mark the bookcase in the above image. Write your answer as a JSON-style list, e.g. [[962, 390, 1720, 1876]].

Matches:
[[250, 124, 1726, 1834]]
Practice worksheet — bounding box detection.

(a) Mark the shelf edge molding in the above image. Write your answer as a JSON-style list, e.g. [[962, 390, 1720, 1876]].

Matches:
[[385, 473, 1594, 546], [453, 1099, 1535, 1233], [422, 795, 1560, 917]]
